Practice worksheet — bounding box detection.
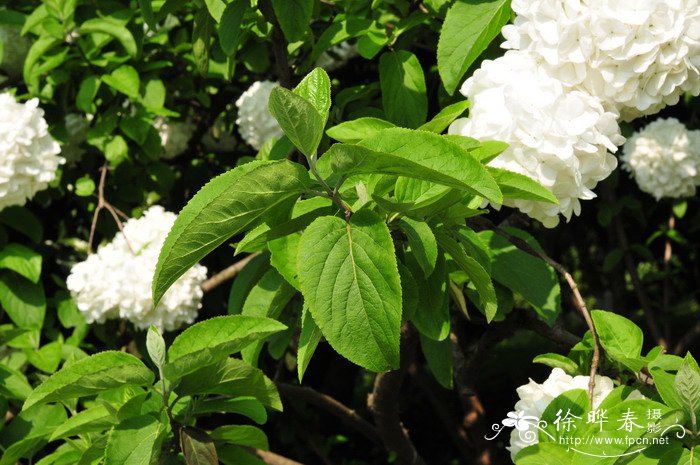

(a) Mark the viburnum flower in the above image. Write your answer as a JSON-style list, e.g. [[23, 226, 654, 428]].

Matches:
[[235, 80, 284, 150], [449, 51, 624, 228], [502, 0, 700, 120], [316, 42, 359, 72], [508, 368, 618, 459], [0, 93, 64, 211], [0, 25, 31, 79], [66, 206, 208, 331], [621, 118, 700, 200], [154, 117, 196, 159]]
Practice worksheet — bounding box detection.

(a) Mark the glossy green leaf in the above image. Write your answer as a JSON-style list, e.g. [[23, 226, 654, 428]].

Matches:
[[270, 0, 313, 42], [79, 18, 138, 57], [105, 414, 163, 465], [298, 303, 322, 382], [0, 243, 42, 283], [0, 272, 46, 330], [398, 218, 438, 277], [487, 167, 559, 204], [379, 50, 427, 128], [418, 100, 470, 133], [268, 87, 325, 158], [326, 117, 396, 143], [298, 210, 402, 371]]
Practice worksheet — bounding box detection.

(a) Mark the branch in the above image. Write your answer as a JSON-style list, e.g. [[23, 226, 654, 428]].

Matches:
[[200, 252, 259, 293], [674, 320, 700, 355], [520, 313, 581, 349], [88, 165, 133, 254], [251, 449, 305, 465], [662, 212, 675, 343], [276, 383, 381, 445], [468, 216, 601, 405], [612, 214, 667, 348], [367, 324, 427, 465], [258, 0, 293, 88]]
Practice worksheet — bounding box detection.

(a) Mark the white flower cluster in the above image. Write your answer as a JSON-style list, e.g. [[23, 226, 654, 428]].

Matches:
[[235, 80, 284, 150], [0, 25, 31, 79], [502, 0, 700, 121], [508, 368, 618, 459], [0, 93, 64, 211], [449, 51, 624, 227], [316, 42, 359, 72], [66, 206, 207, 331], [450, 0, 700, 226], [622, 118, 700, 200], [154, 117, 196, 159]]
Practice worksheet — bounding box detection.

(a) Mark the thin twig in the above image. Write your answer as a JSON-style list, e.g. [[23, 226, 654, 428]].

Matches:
[[200, 252, 260, 293], [251, 449, 305, 465], [258, 0, 293, 88], [662, 213, 675, 343], [276, 383, 381, 445], [468, 216, 601, 405], [367, 324, 427, 465], [674, 321, 700, 355], [87, 165, 134, 254]]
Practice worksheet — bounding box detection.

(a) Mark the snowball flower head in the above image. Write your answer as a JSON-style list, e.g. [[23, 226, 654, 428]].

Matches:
[[502, 0, 700, 120], [235, 80, 284, 150], [0, 93, 63, 211], [508, 368, 617, 459], [0, 25, 31, 79], [449, 51, 624, 227], [66, 206, 208, 331], [622, 118, 700, 200], [154, 117, 195, 159], [316, 42, 359, 72]]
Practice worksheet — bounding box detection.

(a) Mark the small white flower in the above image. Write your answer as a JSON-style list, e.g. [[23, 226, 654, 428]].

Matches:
[[154, 117, 196, 159], [235, 80, 284, 150], [507, 368, 617, 459], [316, 42, 359, 72], [0, 93, 64, 211], [449, 51, 624, 227], [502, 0, 700, 120], [0, 25, 31, 79], [622, 118, 700, 200], [66, 206, 208, 332]]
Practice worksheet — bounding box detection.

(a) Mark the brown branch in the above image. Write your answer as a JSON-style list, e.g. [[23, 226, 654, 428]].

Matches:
[[258, 0, 293, 88], [520, 313, 580, 349], [468, 216, 601, 405], [276, 383, 381, 445], [612, 215, 666, 348], [662, 213, 675, 343], [200, 252, 260, 293], [87, 165, 133, 254], [251, 449, 305, 465], [367, 324, 427, 465]]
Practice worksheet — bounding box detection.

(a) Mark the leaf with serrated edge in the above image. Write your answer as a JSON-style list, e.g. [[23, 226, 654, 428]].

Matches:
[[298, 210, 402, 371]]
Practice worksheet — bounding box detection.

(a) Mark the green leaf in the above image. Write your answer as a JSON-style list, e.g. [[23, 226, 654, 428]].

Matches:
[[210, 425, 269, 450], [270, 0, 313, 42], [420, 334, 453, 389], [268, 87, 325, 158], [436, 230, 498, 322], [79, 18, 138, 57], [175, 358, 282, 410], [180, 427, 218, 465], [23, 351, 154, 410], [105, 414, 163, 465], [101, 65, 140, 99], [533, 353, 578, 375], [27, 341, 62, 373], [294, 67, 332, 122], [76, 75, 101, 114], [379, 50, 427, 128], [228, 254, 271, 314], [240, 270, 296, 365], [0, 364, 33, 400], [165, 315, 287, 379], [22, 36, 61, 94], [0, 404, 67, 465], [398, 218, 438, 277], [326, 117, 396, 143], [146, 325, 166, 371], [192, 397, 267, 425], [75, 176, 96, 197], [591, 310, 644, 369], [218, 0, 247, 56], [0, 272, 46, 330], [487, 167, 559, 204], [418, 100, 470, 133], [675, 362, 700, 431], [139, 0, 156, 29], [269, 234, 302, 290], [49, 405, 116, 441], [0, 207, 43, 243], [193, 7, 214, 75], [298, 303, 322, 382], [0, 243, 42, 283], [437, 0, 511, 94], [357, 128, 502, 203], [204, 0, 226, 21], [152, 160, 309, 305], [478, 229, 561, 325], [298, 210, 402, 372], [405, 252, 449, 340]]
